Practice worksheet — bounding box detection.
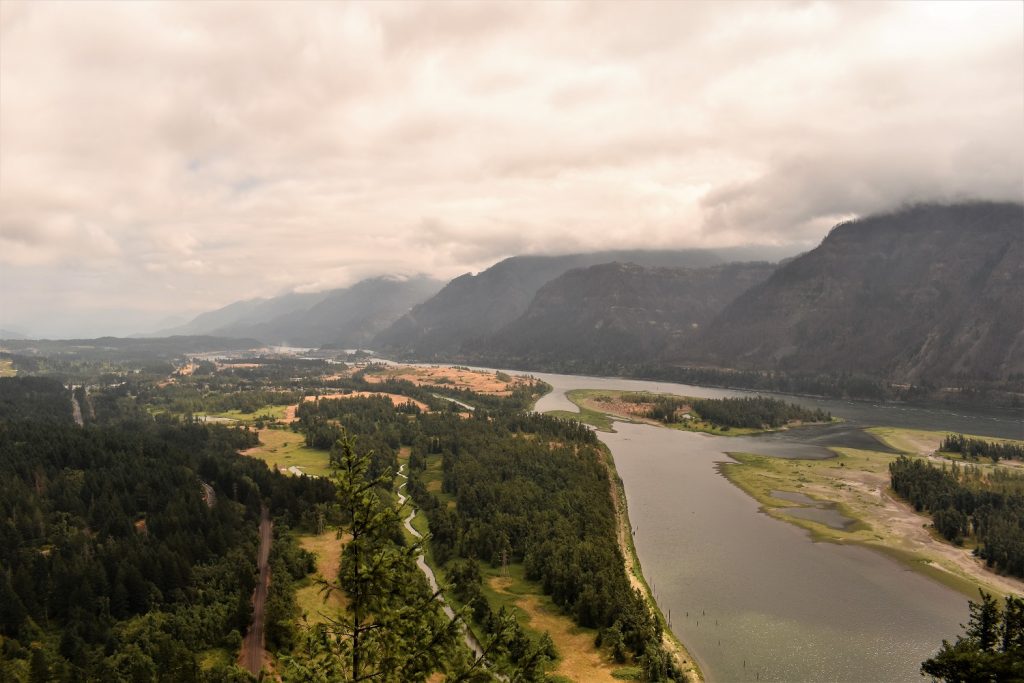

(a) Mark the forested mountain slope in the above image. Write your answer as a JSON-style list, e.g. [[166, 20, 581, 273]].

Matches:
[[373, 250, 727, 358], [691, 202, 1024, 386], [217, 276, 443, 348], [472, 261, 775, 364], [160, 277, 443, 348]]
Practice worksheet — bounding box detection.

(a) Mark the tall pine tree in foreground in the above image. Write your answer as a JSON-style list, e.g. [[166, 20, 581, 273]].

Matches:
[[283, 433, 471, 682], [922, 591, 1024, 682]]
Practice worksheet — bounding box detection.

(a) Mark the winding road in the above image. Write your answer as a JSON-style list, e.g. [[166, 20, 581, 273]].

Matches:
[[396, 465, 485, 660]]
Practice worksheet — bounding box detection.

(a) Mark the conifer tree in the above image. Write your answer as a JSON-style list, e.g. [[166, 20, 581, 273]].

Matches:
[[284, 432, 462, 682]]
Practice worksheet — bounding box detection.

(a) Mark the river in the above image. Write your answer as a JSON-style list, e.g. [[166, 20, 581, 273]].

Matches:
[[496, 368, 1021, 681]]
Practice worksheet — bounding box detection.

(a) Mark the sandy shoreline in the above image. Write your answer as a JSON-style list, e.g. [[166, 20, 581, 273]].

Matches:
[[601, 441, 705, 682]]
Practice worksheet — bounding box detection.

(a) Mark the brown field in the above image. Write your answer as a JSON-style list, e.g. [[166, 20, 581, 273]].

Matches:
[[581, 395, 668, 424], [363, 364, 530, 395], [487, 576, 621, 682], [175, 362, 198, 376], [302, 391, 430, 412], [296, 529, 350, 625]]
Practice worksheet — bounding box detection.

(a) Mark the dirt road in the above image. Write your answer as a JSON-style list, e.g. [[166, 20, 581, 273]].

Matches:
[[239, 506, 273, 675], [69, 386, 83, 426]]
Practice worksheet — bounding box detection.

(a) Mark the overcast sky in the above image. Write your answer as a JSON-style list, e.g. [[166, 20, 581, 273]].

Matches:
[[1, 1, 1022, 337]]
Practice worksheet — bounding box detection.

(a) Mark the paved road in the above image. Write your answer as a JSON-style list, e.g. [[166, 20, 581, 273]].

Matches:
[[397, 466, 485, 660], [239, 506, 272, 675]]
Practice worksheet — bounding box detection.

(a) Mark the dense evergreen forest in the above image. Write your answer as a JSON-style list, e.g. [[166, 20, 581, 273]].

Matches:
[[889, 456, 1024, 576], [0, 377, 75, 423], [1, 355, 682, 681], [318, 396, 683, 680], [0, 376, 333, 681], [941, 434, 1024, 463]]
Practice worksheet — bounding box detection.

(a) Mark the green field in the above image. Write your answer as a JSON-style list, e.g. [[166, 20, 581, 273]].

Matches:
[[545, 390, 618, 431], [197, 403, 292, 423], [295, 528, 347, 625], [242, 428, 332, 477], [719, 447, 996, 598]]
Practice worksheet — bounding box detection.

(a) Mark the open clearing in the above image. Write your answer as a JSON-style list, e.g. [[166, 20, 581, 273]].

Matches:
[[0, 359, 16, 377], [363, 364, 530, 395], [241, 428, 332, 477], [295, 528, 350, 625], [484, 566, 622, 683], [720, 446, 1024, 598], [198, 404, 292, 424], [870, 426, 1024, 469]]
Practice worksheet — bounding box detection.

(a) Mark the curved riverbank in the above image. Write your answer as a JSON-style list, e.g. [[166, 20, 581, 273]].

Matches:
[[600, 441, 704, 682]]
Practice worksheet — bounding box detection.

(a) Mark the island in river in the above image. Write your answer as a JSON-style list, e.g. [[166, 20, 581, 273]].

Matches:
[[559, 385, 1024, 598], [515, 367, 1022, 682]]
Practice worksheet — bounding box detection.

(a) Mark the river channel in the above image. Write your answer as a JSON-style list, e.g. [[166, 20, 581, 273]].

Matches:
[[504, 368, 1021, 681]]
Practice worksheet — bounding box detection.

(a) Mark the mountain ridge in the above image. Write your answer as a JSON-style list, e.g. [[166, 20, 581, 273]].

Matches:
[[689, 201, 1024, 386], [373, 249, 741, 357]]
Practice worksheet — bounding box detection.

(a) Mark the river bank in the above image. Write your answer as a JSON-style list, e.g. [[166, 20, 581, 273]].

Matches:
[[719, 447, 1024, 600], [511, 368, 1017, 681], [523, 371, 703, 679], [601, 441, 704, 682]]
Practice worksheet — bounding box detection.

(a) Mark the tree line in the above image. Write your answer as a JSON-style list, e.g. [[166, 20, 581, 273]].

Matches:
[[889, 456, 1024, 576], [632, 393, 831, 430], [922, 591, 1024, 681], [942, 433, 1024, 463], [0, 378, 334, 682]]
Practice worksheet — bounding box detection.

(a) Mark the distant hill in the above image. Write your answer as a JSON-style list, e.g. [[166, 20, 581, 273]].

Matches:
[[0, 335, 263, 361], [691, 202, 1024, 386], [472, 261, 776, 364], [0, 329, 28, 340], [161, 276, 443, 347], [373, 250, 730, 357], [157, 291, 330, 338]]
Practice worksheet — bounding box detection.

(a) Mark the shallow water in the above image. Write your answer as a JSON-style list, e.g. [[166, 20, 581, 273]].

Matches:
[[770, 491, 855, 531], [449, 366, 1018, 681], [606, 424, 966, 682], [522, 369, 1023, 440]]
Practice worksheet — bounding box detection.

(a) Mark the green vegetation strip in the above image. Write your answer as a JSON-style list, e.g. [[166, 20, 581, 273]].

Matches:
[[719, 449, 989, 599]]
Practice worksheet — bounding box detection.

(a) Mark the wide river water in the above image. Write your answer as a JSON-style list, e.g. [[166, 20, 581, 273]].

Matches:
[[472, 367, 1022, 682]]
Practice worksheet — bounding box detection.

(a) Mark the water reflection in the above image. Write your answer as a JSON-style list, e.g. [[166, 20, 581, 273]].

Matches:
[[605, 423, 966, 682]]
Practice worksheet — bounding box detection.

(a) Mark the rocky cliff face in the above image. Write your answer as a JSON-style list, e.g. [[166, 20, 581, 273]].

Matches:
[[373, 250, 725, 357], [691, 202, 1024, 385], [474, 261, 776, 363]]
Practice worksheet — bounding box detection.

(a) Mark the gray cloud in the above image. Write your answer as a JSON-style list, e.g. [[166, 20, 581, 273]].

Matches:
[[0, 0, 1021, 337]]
